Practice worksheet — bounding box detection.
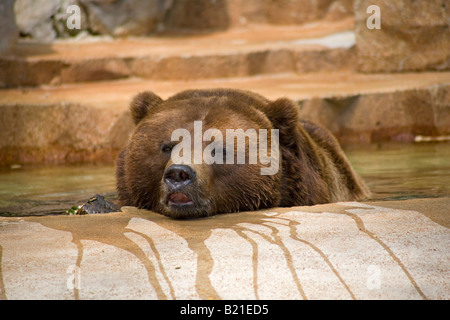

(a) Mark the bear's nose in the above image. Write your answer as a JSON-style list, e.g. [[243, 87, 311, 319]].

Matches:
[[164, 164, 196, 188]]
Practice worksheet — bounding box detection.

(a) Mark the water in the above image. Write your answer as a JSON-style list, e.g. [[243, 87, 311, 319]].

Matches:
[[0, 142, 449, 217], [0, 165, 117, 216], [344, 142, 450, 201]]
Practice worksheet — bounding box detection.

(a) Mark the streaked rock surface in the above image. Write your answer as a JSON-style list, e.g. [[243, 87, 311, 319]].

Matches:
[[1, 198, 448, 300]]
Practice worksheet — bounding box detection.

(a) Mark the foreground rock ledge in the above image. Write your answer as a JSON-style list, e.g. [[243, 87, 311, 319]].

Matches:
[[0, 198, 449, 300]]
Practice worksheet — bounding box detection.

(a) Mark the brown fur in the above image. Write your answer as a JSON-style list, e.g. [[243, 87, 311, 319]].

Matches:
[[116, 88, 370, 218]]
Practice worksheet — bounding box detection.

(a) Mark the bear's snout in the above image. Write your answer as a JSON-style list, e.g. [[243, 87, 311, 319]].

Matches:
[[161, 164, 210, 217], [164, 164, 197, 189]]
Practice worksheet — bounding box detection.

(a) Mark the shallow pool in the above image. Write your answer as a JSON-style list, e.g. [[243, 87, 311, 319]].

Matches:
[[0, 165, 116, 216], [0, 142, 449, 216], [345, 142, 450, 201]]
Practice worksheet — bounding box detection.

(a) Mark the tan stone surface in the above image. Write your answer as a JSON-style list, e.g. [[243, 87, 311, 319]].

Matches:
[[1, 16, 449, 164], [0, 0, 18, 55], [1, 198, 448, 300], [0, 18, 354, 87], [300, 81, 450, 143], [265, 0, 354, 25], [355, 0, 450, 73], [0, 71, 449, 164]]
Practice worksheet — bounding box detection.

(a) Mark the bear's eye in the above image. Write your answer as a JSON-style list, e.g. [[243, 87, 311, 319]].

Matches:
[[211, 147, 227, 158], [161, 143, 173, 153]]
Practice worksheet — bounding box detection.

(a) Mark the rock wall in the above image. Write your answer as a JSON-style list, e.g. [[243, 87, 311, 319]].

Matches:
[[0, 0, 18, 55], [164, 0, 230, 32], [2, 0, 449, 165], [13, 0, 172, 40], [14, 0, 60, 42], [79, 0, 172, 37], [12, 0, 354, 41], [299, 83, 450, 144], [265, 0, 354, 24], [11, 0, 449, 74], [354, 0, 450, 72]]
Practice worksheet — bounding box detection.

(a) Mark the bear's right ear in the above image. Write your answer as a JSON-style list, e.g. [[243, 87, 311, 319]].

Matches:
[[130, 91, 164, 125], [264, 98, 299, 133], [263, 98, 301, 151]]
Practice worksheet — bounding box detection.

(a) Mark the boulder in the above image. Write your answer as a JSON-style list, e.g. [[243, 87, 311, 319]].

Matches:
[[299, 83, 450, 144], [53, 0, 89, 38], [1, 199, 449, 299], [355, 0, 450, 72], [0, 0, 18, 55], [163, 0, 229, 32], [80, 0, 173, 37], [266, 0, 353, 24], [0, 102, 127, 164], [10, 0, 356, 41], [14, 0, 60, 42]]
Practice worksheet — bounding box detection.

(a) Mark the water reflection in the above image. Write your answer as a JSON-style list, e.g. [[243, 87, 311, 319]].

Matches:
[[0, 142, 449, 216], [344, 142, 450, 201], [0, 165, 116, 216]]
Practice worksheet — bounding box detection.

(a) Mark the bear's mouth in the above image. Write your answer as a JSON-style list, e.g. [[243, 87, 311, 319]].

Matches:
[[168, 192, 194, 206]]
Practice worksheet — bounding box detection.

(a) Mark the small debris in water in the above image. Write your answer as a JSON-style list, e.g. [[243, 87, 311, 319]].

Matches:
[[66, 205, 82, 215], [66, 194, 120, 215]]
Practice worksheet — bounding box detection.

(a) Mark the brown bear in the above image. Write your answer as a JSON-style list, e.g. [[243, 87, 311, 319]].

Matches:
[[116, 88, 370, 219]]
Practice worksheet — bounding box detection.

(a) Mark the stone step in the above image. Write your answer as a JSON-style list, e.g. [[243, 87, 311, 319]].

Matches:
[[0, 19, 356, 88], [0, 71, 449, 165]]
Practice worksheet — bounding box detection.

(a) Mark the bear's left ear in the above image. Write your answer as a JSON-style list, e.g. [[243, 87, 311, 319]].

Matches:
[[130, 91, 164, 125], [264, 98, 300, 134]]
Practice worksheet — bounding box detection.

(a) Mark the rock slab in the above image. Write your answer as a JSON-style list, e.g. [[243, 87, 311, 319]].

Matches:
[[355, 0, 450, 72], [1, 199, 448, 300], [0, 0, 18, 55]]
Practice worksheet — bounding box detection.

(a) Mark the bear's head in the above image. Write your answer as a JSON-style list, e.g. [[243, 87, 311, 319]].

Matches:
[[116, 89, 301, 219]]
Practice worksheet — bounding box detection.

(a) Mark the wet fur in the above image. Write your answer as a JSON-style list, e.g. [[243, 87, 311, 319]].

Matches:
[[116, 88, 370, 218]]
